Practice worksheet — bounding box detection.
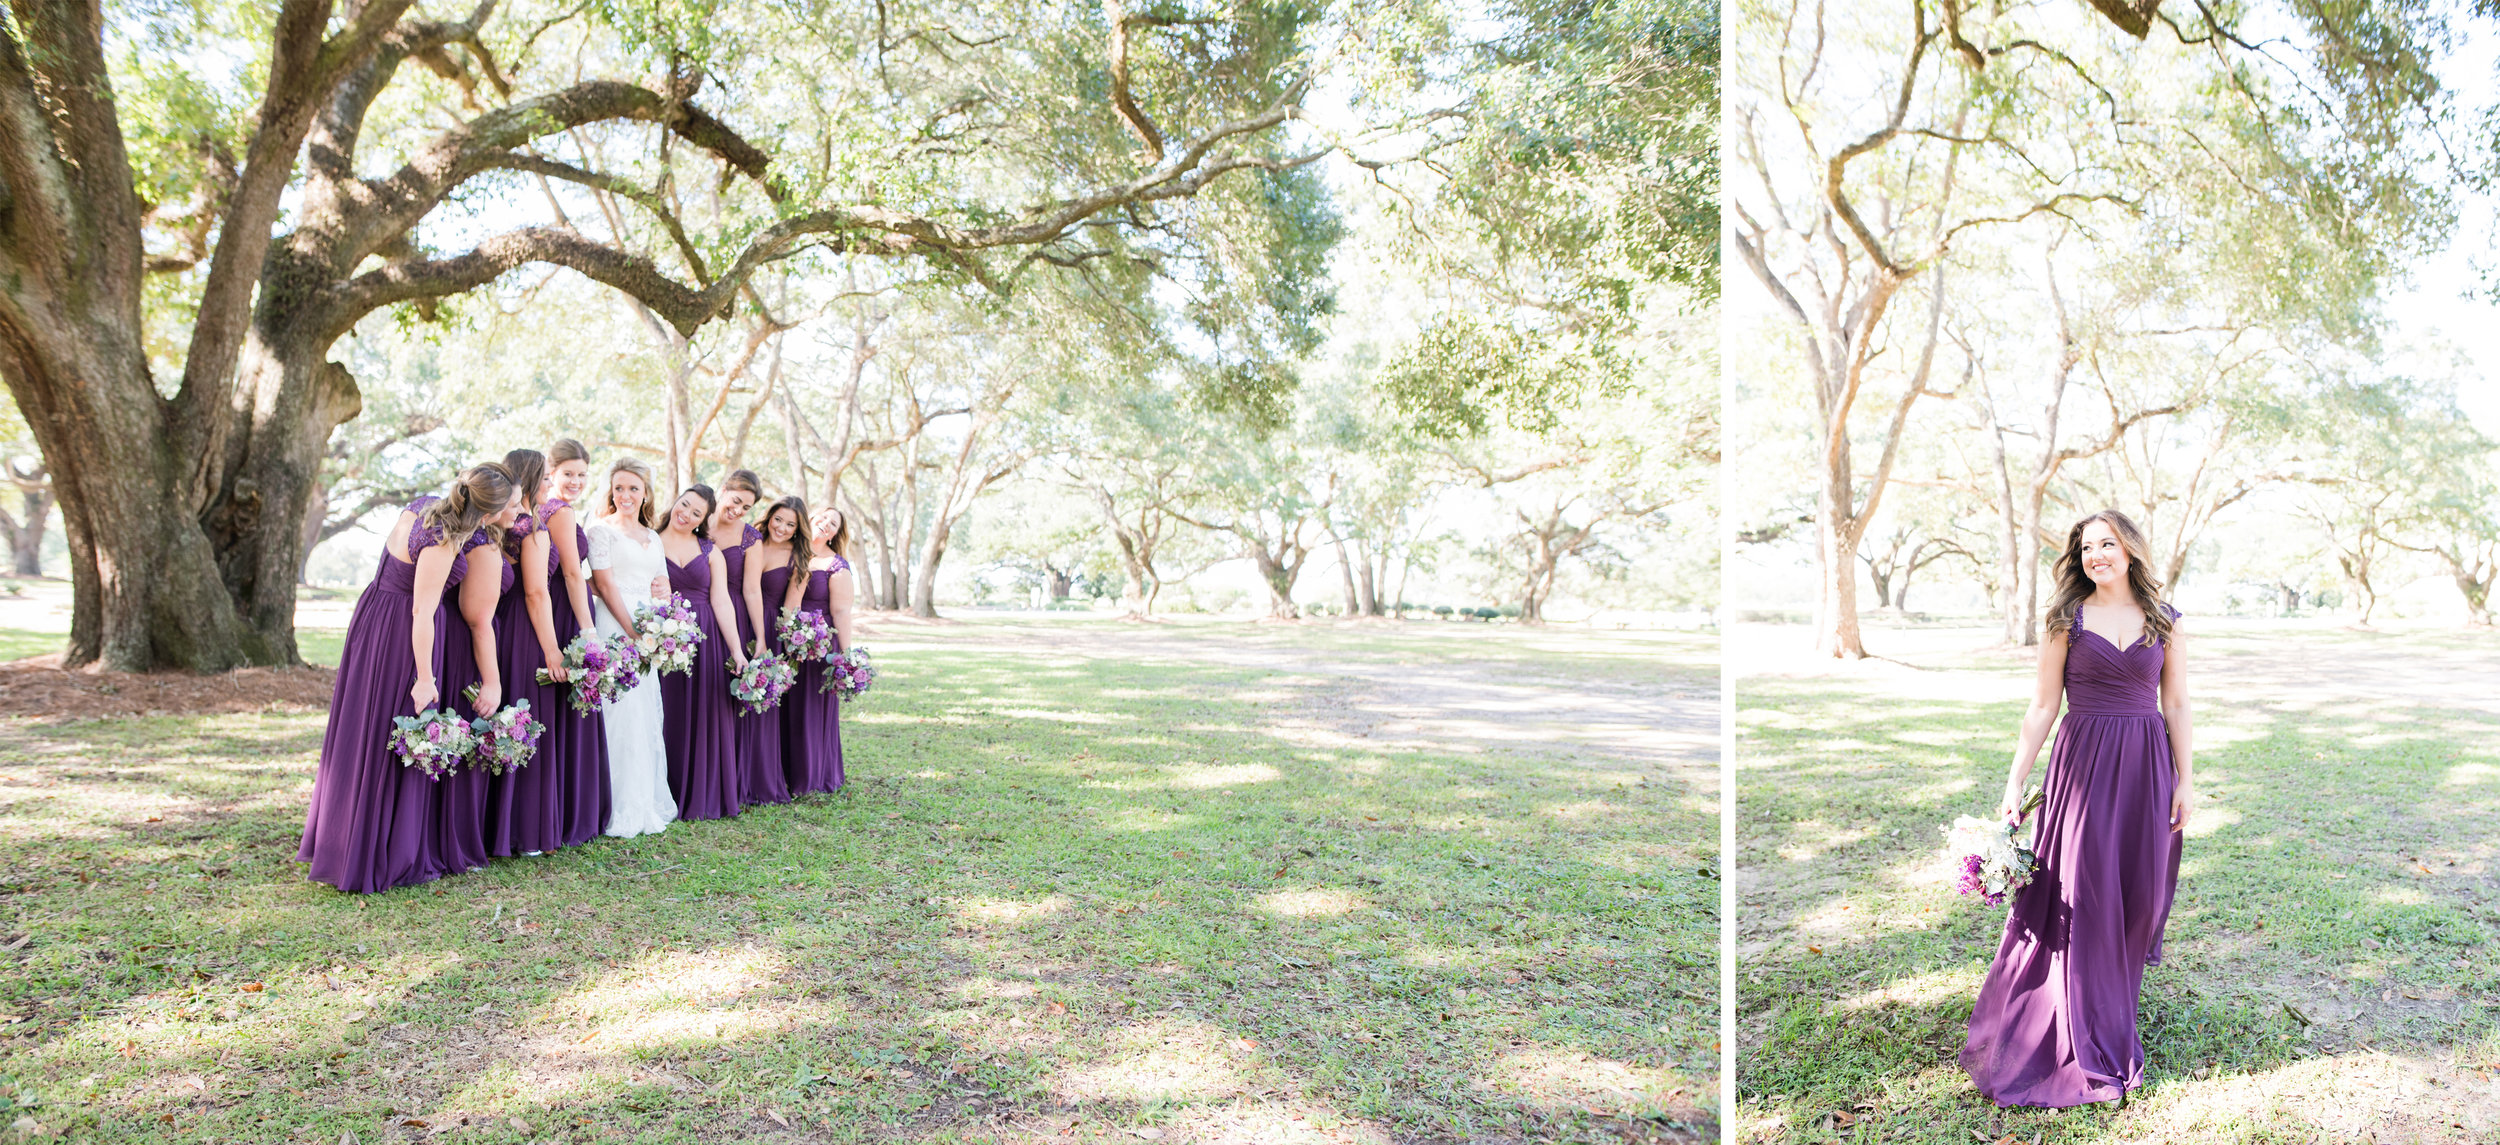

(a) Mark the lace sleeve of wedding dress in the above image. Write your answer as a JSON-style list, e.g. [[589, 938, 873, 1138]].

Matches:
[[586, 522, 617, 572]]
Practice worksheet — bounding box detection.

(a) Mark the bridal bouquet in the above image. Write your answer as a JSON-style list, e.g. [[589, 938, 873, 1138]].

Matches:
[[775, 608, 838, 662], [730, 652, 798, 715], [1942, 789, 2046, 906], [823, 646, 876, 698], [389, 707, 476, 781], [466, 696, 544, 777], [537, 632, 640, 713], [632, 594, 703, 676]]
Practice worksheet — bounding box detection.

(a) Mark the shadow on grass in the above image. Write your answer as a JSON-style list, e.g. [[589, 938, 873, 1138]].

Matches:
[[1, 639, 1716, 1144]]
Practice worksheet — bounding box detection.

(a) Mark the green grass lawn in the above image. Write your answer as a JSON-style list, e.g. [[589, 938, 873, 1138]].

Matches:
[[0, 622, 1715, 1143], [1734, 628, 2500, 1143]]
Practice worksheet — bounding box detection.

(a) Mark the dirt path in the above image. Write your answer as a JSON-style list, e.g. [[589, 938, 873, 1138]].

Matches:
[[864, 617, 1720, 792], [1732, 617, 2500, 719]]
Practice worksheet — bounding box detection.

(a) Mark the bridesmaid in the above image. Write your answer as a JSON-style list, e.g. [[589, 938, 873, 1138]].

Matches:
[[485, 449, 570, 857], [712, 470, 787, 806], [425, 464, 516, 880], [781, 504, 857, 796], [298, 464, 515, 894], [1962, 509, 2194, 1108], [657, 484, 750, 820], [544, 439, 612, 848], [748, 497, 811, 787]]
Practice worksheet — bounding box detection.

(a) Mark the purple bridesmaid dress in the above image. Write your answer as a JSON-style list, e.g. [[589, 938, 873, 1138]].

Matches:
[[1962, 611, 2184, 1107], [485, 509, 566, 856], [722, 524, 789, 805], [545, 500, 612, 847], [298, 499, 461, 893], [660, 536, 743, 820], [425, 525, 507, 880], [780, 558, 846, 795]]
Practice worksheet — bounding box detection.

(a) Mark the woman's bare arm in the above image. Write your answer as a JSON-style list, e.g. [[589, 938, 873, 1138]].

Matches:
[[459, 547, 504, 715], [742, 546, 769, 656], [830, 565, 857, 653], [1999, 628, 2068, 821], [545, 504, 595, 631], [708, 549, 747, 671], [520, 531, 565, 681], [2160, 621, 2195, 830]]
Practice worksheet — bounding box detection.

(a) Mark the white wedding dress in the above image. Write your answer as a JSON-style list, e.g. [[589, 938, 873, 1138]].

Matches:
[[588, 520, 676, 837]]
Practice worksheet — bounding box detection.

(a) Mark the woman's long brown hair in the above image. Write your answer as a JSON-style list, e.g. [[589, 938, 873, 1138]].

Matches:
[[419, 463, 514, 546], [764, 496, 811, 583], [2044, 509, 2175, 647]]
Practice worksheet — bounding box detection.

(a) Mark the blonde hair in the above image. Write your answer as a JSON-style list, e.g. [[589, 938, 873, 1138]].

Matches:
[[602, 456, 660, 529]]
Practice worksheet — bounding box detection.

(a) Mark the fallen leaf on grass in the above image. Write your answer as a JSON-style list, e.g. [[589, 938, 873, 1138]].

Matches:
[[766, 1109, 790, 1128]]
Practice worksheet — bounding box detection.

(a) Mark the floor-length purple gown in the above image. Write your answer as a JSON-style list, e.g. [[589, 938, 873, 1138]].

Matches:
[[545, 500, 612, 847], [298, 500, 463, 894], [661, 536, 743, 820], [425, 528, 507, 880], [780, 558, 846, 795], [722, 524, 789, 805], [1962, 615, 2184, 1107], [486, 509, 566, 856]]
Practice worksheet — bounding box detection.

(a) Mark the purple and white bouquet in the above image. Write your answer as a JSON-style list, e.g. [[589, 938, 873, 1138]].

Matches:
[[389, 707, 476, 781], [1942, 789, 2045, 905], [631, 593, 703, 676], [775, 608, 838, 662], [537, 632, 641, 713], [730, 652, 798, 715], [466, 697, 544, 777], [822, 646, 876, 698]]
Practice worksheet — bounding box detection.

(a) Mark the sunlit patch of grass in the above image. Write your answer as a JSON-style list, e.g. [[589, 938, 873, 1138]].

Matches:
[[0, 619, 1713, 1143], [1738, 632, 2500, 1143]]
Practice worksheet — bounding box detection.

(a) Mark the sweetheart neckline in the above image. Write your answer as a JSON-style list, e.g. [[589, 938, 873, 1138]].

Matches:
[[2078, 625, 2147, 653]]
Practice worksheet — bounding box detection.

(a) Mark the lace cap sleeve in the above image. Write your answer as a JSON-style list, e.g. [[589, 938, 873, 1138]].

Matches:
[[585, 524, 618, 571], [404, 495, 444, 552], [459, 527, 500, 562], [825, 553, 851, 574], [742, 522, 763, 548]]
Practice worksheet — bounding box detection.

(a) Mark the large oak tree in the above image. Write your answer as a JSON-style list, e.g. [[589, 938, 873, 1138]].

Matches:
[[0, 0, 1400, 670]]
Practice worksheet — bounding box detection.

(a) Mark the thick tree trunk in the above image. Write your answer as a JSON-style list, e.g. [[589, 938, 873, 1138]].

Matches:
[[200, 338, 362, 662], [910, 513, 952, 619], [1355, 539, 1379, 616], [0, 309, 273, 670], [1332, 533, 1359, 617], [1249, 544, 1300, 618], [1813, 461, 1867, 659]]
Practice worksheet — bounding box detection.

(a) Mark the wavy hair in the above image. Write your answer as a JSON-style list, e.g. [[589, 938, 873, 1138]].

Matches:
[[502, 449, 549, 510], [601, 456, 659, 529], [761, 496, 811, 583], [419, 463, 514, 546], [2044, 509, 2174, 647]]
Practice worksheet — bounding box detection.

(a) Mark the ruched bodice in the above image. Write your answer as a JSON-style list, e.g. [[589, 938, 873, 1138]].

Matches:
[[667, 536, 718, 600], [798, 554, 848, 614], [759, 563, 794, 619], [2061, 629, 2163, 717]]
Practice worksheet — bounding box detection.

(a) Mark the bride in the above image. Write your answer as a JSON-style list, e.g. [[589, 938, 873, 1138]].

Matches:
[[585, 456, 676, 837]]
